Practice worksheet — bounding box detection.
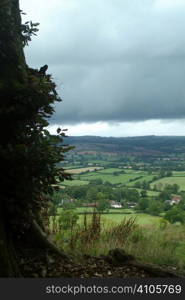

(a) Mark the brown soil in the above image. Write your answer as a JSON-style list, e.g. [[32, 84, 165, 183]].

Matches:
[[18, 248, 184, 278]]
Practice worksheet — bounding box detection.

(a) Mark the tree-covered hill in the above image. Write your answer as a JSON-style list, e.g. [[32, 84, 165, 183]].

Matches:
[[63, 135, 185, 155]]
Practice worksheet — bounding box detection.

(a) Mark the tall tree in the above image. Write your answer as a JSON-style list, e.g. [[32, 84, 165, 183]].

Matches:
[[0, 0, 70, 276]]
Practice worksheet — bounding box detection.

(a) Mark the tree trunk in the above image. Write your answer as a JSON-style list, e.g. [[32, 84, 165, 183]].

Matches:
[[30, 219, 69, 259], [0, 0, 26, 87], [0, 205, 21, 277], [0, 0, 26, 277], [0, 1, 68, 276]]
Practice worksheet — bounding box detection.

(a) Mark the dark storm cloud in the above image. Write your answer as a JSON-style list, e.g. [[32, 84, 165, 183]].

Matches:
[[21, 0, 185, 124]]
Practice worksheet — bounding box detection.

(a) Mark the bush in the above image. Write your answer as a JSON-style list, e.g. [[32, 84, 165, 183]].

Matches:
[[165, 207, 185, 224]]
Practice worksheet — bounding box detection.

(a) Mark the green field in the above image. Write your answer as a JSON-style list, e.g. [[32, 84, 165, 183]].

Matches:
[[76, 212, 162, 227], [131, 188, 159, 197], [80, 172, 146, 185], [52, 208, 185, 270], [62, 179, 89, 186], [57, 207, 134, 214], [96, 168, 125, 174], [100, 213, 162, 226], [61, 164, 160, 189], [75, 167, 157, 187], [74, 207, 134, 214], [95, 168, 145, 174], [127, 175, 154, 187], [56, 207, 162, 227], [172, 171, 185, 177], [150, 176, 185, 191]]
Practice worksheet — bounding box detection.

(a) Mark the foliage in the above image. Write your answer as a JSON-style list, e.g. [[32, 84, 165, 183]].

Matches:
[[96, 198, 110, 213], [159, 218, 168, 230], [86, 187, 98, 202], [140, 190, 147, 198], [158, 184, 180, 201], [137, 197, 149, 211], [0, 65, 72, 233], [51, 191, 65, 206], [165, 207, 185, 224], [21, 19, 40, 46], [63, 202, 76, 210], [147, 200, 164, 216], [89, 178, 103, 185], [0, 0, 75, 277], [58, 210, 79, 231]]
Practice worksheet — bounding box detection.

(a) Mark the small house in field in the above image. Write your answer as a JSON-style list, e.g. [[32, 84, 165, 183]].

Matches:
[[165, 195, 182, 206], [171, 195, 182, 204], [110, 200, 122, 208]]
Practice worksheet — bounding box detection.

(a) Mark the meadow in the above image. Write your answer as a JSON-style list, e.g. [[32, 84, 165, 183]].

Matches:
[[80, 170, 151, 185], [61, 167, 175, 198], [56, 207, 162, 227], [62, 179, 89, 186], [65, 207, 163, 226], [62, 166, 185, 195], [150, 176, 185, 191], [74, 207, 134, 214], [62, 166, 160, 189], [62, 166, 185, 190], [173, 171, 185, 177], [51, 210, 185, 272], [100, 213, 162, 226], [131, 188, 159, 197]]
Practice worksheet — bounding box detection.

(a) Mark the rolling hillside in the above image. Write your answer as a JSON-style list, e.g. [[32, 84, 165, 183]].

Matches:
[[63, 135, 185, 156]]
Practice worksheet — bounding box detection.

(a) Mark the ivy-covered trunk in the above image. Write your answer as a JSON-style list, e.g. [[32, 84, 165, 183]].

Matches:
[[0, 0, 26, 276], [0, 0, 69, 276]]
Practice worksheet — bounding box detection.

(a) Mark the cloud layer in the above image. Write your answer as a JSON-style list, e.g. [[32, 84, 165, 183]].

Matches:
[[21, 0, 185, 124]]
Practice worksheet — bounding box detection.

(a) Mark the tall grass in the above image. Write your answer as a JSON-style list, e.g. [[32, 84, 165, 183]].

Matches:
[[51, 212, 185, 271]]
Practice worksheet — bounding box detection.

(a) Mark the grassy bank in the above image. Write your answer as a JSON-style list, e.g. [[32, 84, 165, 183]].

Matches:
[[49, 211, 185, 272]]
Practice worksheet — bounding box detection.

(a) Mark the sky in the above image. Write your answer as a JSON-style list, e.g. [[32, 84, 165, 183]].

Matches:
[[20, 0, 185, 137]]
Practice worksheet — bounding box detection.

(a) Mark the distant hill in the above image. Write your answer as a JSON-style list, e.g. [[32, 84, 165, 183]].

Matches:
[[62, 135, 185, 156]]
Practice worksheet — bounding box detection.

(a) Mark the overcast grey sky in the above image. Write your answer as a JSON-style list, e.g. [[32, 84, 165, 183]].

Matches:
[[20, 0, 185, 136]]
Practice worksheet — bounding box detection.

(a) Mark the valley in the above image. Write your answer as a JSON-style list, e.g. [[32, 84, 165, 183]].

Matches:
[[47, 136, 185, 272]]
